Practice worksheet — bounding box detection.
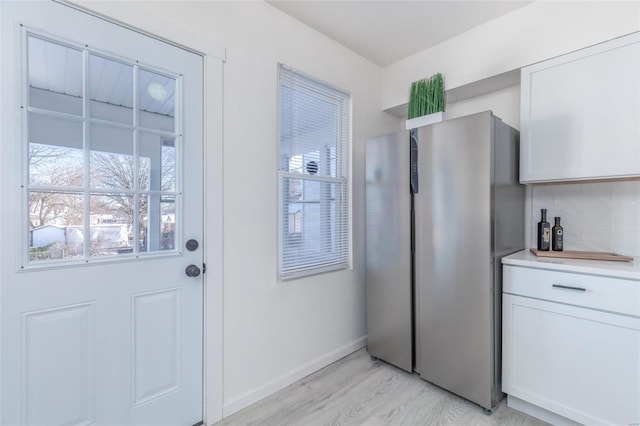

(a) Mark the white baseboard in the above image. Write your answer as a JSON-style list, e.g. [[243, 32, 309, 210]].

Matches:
[[507, 395, 581, 426], [222, 336, 367, 417]]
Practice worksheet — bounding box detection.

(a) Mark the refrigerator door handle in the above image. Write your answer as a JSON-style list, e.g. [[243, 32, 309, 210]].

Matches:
[[410, 129, 419, 194]]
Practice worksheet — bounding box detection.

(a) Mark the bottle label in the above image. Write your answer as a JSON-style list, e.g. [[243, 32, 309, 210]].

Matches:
[[543, 228, 550, 242]]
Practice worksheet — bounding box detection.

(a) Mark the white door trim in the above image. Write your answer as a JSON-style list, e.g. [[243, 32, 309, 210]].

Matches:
[[61, 0, 226, 62], [58, 1, 225, 423], [203, 57, 225, 425]]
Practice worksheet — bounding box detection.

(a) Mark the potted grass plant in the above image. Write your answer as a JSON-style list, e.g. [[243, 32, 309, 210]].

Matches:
[[406, 73, 445, 129]]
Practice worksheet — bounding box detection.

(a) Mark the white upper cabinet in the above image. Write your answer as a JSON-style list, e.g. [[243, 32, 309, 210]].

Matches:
[[520, 32, 640, 183]]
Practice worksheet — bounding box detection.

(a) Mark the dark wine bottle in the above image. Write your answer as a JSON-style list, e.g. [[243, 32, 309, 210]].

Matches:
[[552, 217, 564, 251], [537, 209, 551, 251]]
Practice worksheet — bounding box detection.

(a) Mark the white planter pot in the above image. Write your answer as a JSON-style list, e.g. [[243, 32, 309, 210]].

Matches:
[[405, 111, 443, 130]]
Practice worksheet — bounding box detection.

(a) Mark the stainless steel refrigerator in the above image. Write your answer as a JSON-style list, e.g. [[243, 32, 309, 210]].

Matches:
[[365, 111, 524, 411]]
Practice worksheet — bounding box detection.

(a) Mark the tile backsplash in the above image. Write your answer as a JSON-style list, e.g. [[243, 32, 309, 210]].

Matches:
[[531, 180, 640, 257]]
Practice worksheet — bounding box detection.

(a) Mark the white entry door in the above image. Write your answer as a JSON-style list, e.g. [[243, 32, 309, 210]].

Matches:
[[1, 2, 205, 425]]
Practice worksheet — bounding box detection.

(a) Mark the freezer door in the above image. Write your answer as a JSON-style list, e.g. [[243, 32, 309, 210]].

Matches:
[[365, 131, 412, 372], [414, 112, 495, 409]]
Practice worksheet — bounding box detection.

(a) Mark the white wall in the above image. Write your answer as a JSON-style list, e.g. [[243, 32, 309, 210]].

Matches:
[[77, 0, 400, 417], [444, 84, 520, 130], [382, 1, 640, 113]]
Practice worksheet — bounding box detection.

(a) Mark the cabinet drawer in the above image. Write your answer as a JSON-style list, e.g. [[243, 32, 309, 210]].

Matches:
[[503, 265, 640, 317]]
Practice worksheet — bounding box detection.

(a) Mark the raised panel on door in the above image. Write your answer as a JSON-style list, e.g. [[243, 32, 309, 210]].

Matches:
[[503, 294, 640, 425], [23, 303, 95, 426], [132, 288, 182, 406]]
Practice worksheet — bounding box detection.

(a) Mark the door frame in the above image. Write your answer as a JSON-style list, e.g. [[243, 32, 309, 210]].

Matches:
[[1, 1, 226, 423]]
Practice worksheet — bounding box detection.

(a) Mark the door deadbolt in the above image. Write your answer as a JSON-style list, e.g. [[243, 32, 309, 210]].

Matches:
[[185, 264, 201, 277], [186, 239, 199, 251]]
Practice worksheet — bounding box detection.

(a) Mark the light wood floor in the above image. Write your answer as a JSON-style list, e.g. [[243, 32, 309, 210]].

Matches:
[[218, 348, 548, 426]]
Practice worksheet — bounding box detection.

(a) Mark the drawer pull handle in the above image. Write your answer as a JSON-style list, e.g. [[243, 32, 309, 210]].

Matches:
[[552, 284, 586, 292]]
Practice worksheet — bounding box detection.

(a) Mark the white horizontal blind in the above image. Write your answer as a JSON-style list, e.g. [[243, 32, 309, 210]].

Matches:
[[278, 64, 351, 280]]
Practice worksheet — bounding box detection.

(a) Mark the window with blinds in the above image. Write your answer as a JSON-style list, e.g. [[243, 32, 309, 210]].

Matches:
[[278, 64, 351, 280]]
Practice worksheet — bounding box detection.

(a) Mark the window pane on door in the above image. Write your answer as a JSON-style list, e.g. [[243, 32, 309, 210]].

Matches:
[[139, 156, 151, 193], [160, 196, 176, 251], [89, 124, 134, 190], [138, 69, 175, 132], [89, 55, 133, 125], [90, 193, 133, 256], [28, 113, 83, 187], [161, 139, 176, 192], [29, 191, 84, 261], [28, 36, 83, 116], [139, 133, 176, 192], [138, 195, 176, 253]]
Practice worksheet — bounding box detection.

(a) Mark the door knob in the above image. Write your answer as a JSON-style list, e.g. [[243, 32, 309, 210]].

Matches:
[[185, 264, 201, 277]]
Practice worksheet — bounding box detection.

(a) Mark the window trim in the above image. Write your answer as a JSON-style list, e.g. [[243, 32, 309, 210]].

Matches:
[[276, 63, 352, 281]]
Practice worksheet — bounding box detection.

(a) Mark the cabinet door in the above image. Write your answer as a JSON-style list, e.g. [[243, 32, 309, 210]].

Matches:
[[520, 32, 640, 183], [503, 294, 640, 425]]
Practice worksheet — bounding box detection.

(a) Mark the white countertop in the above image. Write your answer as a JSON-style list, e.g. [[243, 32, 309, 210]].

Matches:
[[502, 250, 640, 281]]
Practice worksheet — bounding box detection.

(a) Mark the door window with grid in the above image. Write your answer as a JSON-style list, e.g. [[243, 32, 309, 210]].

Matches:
[[278, 64, 351, 280], [25, 33, 180, 265]]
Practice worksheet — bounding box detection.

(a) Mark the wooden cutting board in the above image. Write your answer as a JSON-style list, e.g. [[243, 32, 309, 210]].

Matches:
[[530, 248, 634, 262]]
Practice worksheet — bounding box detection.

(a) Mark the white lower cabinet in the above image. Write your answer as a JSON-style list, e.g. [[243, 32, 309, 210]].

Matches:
[[502, 266, 640, 425]]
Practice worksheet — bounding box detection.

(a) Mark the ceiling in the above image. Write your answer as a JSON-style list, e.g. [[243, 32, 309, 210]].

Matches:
[[267, 1, 532, 67]]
